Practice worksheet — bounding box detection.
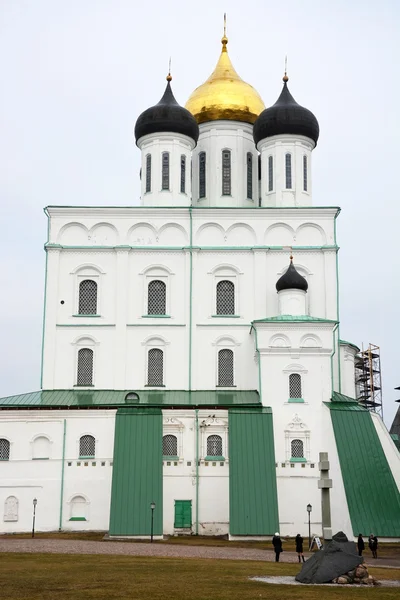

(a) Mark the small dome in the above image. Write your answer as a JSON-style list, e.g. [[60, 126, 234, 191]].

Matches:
[[276, 259, 308, 292], [135, 78, 199, 145], [253, 78, 319, 146]]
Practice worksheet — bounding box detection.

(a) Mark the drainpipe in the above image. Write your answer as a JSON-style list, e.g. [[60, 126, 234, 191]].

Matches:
[[250, 325, 262, 404], [58, 419, 67, 531], [334, 209, 342, 392], [330, 324, 339, 396], [189, 206, 193, 392], [40, 207, 50, 388], [195, 408, 199, 535]]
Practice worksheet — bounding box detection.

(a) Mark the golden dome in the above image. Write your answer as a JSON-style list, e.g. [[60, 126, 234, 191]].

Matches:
[[185, 32, 265, 125]]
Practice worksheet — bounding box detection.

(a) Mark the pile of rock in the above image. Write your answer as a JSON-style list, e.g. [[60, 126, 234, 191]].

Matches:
[[333, 564, 379, 586]]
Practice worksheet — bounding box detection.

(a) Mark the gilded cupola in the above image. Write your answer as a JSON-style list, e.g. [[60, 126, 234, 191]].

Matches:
[[185, 21, 265, 125]]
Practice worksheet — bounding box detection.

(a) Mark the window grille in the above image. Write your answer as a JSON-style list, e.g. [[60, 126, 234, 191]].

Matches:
[[0, 439, 10, 460], [146, 154, 151, 193], [303, 155, 308, 192], [79, 435, 95, 458], [289, 373, 302, 398], [216, 280, 235, 315], [218, 349, 234, 387], [162, 152, 170, 190], [148, 348, 164, 386], [285, 153, 292, 189], [180, 155, 186, 194], [163, 434, 177, 456], [207, 434, 223, 456], [78, 280, 97, 315], [268, 155, 273, 191], [291, 439, 304, 458], [77, 348, 94, 386], [199, 152, 206, 198], [147, 280, 166, 315], [247, 152, 253, 199], [222, 150, 231, 195]]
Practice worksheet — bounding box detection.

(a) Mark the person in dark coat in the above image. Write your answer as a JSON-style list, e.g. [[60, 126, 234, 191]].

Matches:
[[368, 534, 378, 559], [357, 534, 365, 557], [295, 533, 305, 562], [272, 532, 283, 562]]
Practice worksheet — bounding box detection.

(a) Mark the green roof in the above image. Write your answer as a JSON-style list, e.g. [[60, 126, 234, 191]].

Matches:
[[339, 339, 361, 352], [331, 392, 359, 403], [252, 315, 338, 324], [0, 389, 260, 409]]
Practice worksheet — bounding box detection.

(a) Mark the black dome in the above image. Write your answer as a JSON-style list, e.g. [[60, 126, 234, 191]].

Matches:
[[253, 80, 319, 146], [276, 259, 308, 292], [135, 80, 199, 145]]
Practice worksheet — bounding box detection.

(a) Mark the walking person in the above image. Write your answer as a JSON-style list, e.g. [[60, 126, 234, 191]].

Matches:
[[295, 533, 305, 563], [368, 534, 378, 559], [272, 532, 283, 562], [357, 534, 365, 557]]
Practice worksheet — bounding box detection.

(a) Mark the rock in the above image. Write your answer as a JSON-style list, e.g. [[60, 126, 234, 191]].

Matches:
[[337, 577, 348, 584], [356, 565, 367, 578]]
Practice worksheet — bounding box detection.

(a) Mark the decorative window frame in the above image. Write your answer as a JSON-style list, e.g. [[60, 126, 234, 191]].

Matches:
[[199, 151, 206, 199], [0, 437, 11, 461], [30, 434, 53, 460], [72, 336, 98, 388], [163, 416, 184, 463], [71, 264, 105, 317], [77, 433, 98, 459], [209, 264, 242, 318], [67, 493, 90, 522], [246, 152, 253, 200], [140, 265, 174, 318], [142, 335, 170, 388], [4, 495, 19, 522], [268, 154, 274, 192], [285, 152, 293, 189], [213, 336, 240, 388], [221, 148, 232, 196], [199, 415, 228, 463], [145, 153, 152, 193], [283, 363, 308, 403], [284, 414, 310, 463]]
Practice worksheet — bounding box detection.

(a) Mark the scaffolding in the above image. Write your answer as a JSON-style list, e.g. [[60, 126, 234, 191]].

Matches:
[[355, 344, 383, 418]]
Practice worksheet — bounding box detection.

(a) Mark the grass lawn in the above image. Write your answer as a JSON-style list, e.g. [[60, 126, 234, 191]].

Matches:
[[0, 553, 399, 600]]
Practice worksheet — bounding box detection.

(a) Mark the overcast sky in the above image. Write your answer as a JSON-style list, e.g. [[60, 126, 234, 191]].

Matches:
[[0, 1, 399, 427]]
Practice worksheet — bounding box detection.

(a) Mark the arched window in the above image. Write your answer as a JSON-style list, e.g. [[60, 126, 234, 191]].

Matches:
[[291, 439, 304, 458], [180, 155, 186, 193], [70, 495, 87, 521], [148, 348, 164, 386], [222, 150, 231, 195], [285, 153, 292, 189], [218, 349, 234, 387], [162, 152, 170, 190], [78, 279, 97, 315], [199, 152, 206, 198], [32, 436, 50, 460], [163, 434, 178, 457], [77, 348, 94, 386], [207, 434, 223, 457], [147, 280, 166, 315], [216, 280, 235, 315], [79, 434, 95, 458], [247, 152, 253, 199], [303, 155, 308, 192], [0, 439, 10, 461], [289, 373, 302, 399], [268, 155, 273, 191], [145, 154, 152, 193]]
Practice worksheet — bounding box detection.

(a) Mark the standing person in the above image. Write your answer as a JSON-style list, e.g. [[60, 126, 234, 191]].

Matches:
[[272, 532, 283, 562], [368, 534, 378, 559], [295, 533, 305, 562], [357, 534, 365, 557]]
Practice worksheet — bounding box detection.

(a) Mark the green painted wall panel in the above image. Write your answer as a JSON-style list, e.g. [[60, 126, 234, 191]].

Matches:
[[109, 408, 162, 535], [329, 405, 400, 536], [229, 408, 279, 535]]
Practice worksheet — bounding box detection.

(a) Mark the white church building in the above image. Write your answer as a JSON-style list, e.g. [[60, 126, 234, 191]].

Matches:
[[1, 29, 399, 539]]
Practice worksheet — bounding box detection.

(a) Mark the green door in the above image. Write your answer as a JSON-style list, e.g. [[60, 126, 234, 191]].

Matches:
[[174, 500, 192, 528]]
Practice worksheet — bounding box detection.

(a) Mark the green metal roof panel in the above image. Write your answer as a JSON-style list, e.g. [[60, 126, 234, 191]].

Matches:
[[331, 392, 359, 403], [0, 389, 260, 409], [229, 408, 279, 535], [328, 404, 400, 536], [339, 339, 360, 352], [252, 315, 337, 323]]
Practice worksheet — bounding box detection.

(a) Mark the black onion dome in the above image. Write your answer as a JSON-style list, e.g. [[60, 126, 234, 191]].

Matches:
[[276, 259, 308, 292], [253, 80, 319, 146], [135, 80, 199, 145]]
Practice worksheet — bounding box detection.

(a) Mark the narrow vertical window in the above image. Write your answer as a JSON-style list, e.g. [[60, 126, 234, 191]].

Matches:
[[78, 280, 97, 315], [303, 155, 308, 192], [162, 152, 170, 190], [77, 348, 94, 386], [145, 154, 151, 193], [0, 439, 10, 461], [222, 150, 231, 195], [289, 373, 302, 399], [163, 435, 178, 457], [285, 153, 292, 189], [180, 155, 186, 194], [268, 155, 273, 192], [291, 439, 304, 458], [218, 349, 234, 387], [199, 152, 206, 198], [148, 280, 166, 315], [79, 435, 95, 458], [148, 348, 164, 386], [216, 280, 235, 315], [207, 435, 223, 457], [246, 152, 253, 199]]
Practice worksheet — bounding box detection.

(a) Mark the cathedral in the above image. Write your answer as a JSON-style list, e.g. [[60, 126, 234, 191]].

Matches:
[[1, 26, 399, 539]]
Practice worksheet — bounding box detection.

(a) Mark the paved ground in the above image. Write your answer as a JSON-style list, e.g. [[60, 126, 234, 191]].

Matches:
[[0, 538, 399, 569], [250, 576, 400, 587]]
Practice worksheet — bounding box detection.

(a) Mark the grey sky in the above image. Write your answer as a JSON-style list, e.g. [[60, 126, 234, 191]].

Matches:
[[0, 1, 399, 427]]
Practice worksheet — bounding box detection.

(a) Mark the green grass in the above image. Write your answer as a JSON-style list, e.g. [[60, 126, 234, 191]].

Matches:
[[0, 554, 399, 600]]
